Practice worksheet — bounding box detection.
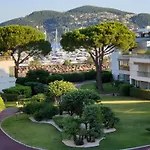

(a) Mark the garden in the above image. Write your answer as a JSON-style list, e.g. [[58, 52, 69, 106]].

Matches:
[[0, 69, 150, 150]]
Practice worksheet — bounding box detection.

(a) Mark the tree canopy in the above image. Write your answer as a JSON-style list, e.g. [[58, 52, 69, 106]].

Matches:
[[0, 25, 51, 77], [61, 22, 136, 90]]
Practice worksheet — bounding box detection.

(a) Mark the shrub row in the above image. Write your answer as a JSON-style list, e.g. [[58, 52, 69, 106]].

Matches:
[[2, 85, 32, 98], [16, 69, 113, 85], [130, 87, 150, 100]]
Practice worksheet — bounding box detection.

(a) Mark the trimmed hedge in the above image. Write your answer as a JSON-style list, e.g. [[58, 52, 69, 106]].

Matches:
[[2, 85, 32, 98], [0, 93, 18, 101], [0, 96, 5, 112], [119, 83, 133, 96], [16, 77, 29, 85], [47, 74, 64, 83], [130, 87, 150, 100]]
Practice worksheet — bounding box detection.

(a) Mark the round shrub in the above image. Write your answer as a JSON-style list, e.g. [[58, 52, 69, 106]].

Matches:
[[26, 69, 49, 84], [31, 94, 46, 102], [34, 104, 58, 121], [47, 75, 64, 83], [16, 77, 29, 85], [119, 83, 132, 96], [101, 106, 119, 128], [23, 102, 46, 115], [0, 96, 5, 112]]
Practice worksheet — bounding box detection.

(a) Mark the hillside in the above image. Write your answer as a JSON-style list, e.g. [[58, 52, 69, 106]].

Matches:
[[0, 5, 149, 42]]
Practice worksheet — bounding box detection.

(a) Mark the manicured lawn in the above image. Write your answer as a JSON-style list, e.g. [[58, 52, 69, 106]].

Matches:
[[5, 102, 17, 108], [2, 97, 150, 150], [81, 83, 118, 94]]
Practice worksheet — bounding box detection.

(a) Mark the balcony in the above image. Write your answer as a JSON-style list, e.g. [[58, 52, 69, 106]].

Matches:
[[119, 65, 130, 71], [137, 71, 150, 78]]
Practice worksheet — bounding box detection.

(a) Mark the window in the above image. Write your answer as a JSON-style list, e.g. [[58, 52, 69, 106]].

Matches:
[[9, 66, 15, 77]]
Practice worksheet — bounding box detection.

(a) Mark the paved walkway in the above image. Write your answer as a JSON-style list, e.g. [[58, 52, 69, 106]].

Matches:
[[0, 107, 34, 150]]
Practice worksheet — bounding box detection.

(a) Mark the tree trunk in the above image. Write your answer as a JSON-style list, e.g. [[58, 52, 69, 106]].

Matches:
[[15, 65, 19, 78], [95, 64, 103, 91]]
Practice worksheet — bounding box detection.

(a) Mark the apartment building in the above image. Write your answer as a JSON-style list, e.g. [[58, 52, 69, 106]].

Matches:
[[111, 27, 150, 89], [0, 56, 16, 92]]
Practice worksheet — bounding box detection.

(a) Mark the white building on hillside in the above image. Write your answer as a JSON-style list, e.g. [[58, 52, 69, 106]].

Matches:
[[0, 56, 16, 92]]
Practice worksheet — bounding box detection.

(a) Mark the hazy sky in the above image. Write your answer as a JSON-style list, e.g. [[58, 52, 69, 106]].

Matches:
[[0, 0, 150, 23]]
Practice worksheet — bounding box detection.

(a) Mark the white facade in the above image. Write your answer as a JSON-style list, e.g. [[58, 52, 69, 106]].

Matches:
[[0, 56, 16, 92]]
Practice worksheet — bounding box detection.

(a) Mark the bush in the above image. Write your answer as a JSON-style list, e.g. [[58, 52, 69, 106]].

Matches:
[[47, 75, 64, 83], [16, 77, 29, 85], [101, 71, 113, 83], [31, 94, 46, 102], [83, 70, 96, 80], [34, 104, 58, 121], [59, 72, 85, 82], [23, 102, 46, 115], [26, 69, 49, 84], [101, 106, 119, 128], [0, 96, 5, 112], [25, 82, 48, 95], [130, 87, 150, 99], [2, 85, 32, 98], [53, 115, 64, 129], [113, 80, 124, 88], [0, 93, 18, 101], [119, 83, 132, 96]]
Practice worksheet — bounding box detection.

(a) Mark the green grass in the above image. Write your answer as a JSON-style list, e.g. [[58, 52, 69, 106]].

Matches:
[[2, 98, 150, 150], [81, 83, 118, 94], [5, 102, 17, 108]]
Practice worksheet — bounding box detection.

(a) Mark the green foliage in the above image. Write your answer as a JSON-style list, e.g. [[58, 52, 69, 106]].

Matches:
[[31, 94, 46, 102], [101, 106, 120, 128], [16, 77, 29, 85], [29, 58, 42, 67], [61, 89, 101, 116], [0, 96, 5, 112], [33, 104, 58, 121], [23, 102, 46, 115], [0, 93, 18, 101], [26, 69, 49, 84], [0, 25, 51, 77], [102, 71, 113, 83], [48, 80, 77, 98], [130, 87, 150, 99], [2, 85, 32, 98], [25, 82, 48, 95], [82, 70, 96, 80], [113, 80, 124, 88], [53, 115, 64, 129], [47, 75, 64, 83], [119, 83, 132, 96], [58, 72, 85, 82]]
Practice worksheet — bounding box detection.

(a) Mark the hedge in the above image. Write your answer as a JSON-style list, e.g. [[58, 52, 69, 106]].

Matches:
[[0, 93, 18, 101], [2, 85, 32, 98], [119, 83, 133, 96], [130, 87, 150, 100]]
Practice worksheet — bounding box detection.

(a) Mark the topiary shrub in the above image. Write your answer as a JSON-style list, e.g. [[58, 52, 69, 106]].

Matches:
[[23, 102, 46, 115], [16, 77, 29, 85], [26, 69, 49, 84], [101, 106, 119, 129], [119, 83, 132, 96], [25, 82, 48, 95], [2, 85, 32, 98], [0, 96, 5, 112], [47, 75, 64, 83], [53, 115, 64, 129], [31, 94, 46, 102], [33, 104, 58, 121]]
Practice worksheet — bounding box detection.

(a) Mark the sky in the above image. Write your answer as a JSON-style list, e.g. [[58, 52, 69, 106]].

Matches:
[[0, 0, 150, 23]]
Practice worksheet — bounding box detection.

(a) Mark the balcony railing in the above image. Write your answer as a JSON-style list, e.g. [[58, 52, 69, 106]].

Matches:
[[137, 71, 150, 78], [119, 65, 130, 71]]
